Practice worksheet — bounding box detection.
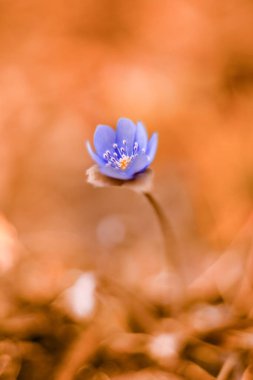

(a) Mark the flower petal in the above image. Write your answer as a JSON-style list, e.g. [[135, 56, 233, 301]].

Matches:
[[127, 154, 150, 176], [94, 124, 116, 157], [99, 165, 133, 180], [135, 121, 148, 152], [147, 133, 158, 164], [86, 141, 105, 166], [116, 118, 136, 154]]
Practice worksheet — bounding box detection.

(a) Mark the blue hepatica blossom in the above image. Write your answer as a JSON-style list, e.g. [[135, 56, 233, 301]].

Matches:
[[87, 118, 158, 180]]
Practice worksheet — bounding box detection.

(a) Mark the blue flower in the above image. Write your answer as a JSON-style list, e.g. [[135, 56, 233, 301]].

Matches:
[[86, 118, 158, 180]]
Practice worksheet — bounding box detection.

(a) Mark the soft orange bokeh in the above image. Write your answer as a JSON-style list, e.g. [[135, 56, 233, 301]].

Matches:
[[1, 1, 253, 378]]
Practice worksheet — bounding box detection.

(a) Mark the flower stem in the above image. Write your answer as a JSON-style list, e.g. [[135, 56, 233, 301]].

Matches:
[[144, 192, 181, 275]]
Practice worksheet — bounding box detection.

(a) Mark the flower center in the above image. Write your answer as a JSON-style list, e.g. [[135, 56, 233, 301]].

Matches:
[[119, 156, 131, 170], [103, 140, 139, 171]]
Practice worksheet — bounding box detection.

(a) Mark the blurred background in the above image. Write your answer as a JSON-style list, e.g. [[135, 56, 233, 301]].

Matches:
[[1, 1, 253, 379]]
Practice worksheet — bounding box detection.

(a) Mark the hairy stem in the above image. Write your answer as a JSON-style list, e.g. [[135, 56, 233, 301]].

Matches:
[[144, 192, 181, 275]]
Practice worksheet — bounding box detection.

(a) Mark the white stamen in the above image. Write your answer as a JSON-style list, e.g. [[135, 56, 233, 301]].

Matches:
[[122, 139, 129, 156], [133, 142, 139, 154]]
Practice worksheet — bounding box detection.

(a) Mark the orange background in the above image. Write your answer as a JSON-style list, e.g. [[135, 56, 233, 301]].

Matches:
[[1, 0, 253, 282]]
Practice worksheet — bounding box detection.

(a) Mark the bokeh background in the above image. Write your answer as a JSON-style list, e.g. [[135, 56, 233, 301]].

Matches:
[[1, 1, 253, 379]]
